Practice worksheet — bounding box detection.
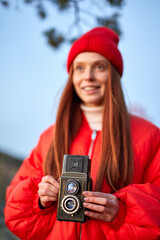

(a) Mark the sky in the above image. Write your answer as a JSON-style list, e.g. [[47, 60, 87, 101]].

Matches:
[[0, 0, 160, 159]]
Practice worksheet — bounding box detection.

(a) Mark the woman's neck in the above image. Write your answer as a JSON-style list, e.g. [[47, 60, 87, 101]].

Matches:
[[80, 104, 103, 131]]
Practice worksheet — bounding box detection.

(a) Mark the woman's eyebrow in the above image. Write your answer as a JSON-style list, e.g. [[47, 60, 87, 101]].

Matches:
[[73, 60, 107, 65], [73, 61, 84, 65], [93, 60, 108, 64]]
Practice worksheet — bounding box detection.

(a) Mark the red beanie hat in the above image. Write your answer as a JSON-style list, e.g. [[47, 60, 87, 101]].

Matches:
[[67, 27, 123, 76]]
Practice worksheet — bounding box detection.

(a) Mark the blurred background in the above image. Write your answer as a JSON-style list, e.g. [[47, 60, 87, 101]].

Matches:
[[0, 0, 160, 239]]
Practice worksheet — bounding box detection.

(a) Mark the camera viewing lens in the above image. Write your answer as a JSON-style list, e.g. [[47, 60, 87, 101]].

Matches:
[[65, 180, 79, 194], [67, 182, 77, 193], [61, 195, 80, 214]]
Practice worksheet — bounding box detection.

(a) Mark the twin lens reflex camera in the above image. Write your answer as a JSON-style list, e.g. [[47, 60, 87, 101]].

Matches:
[[57, 154, 92, 223]]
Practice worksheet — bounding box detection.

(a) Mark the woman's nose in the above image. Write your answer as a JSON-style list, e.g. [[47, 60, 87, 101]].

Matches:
[[84, 68, 94, 81]]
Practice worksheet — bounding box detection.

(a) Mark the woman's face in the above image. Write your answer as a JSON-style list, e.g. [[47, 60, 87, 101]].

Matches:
[[72, 52, 109, 107]]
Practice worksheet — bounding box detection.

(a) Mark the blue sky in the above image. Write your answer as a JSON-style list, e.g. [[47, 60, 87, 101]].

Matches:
[[0, 0, 160, 158]]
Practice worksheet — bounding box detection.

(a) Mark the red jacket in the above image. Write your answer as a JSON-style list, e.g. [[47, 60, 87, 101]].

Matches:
[[4, 115, 160, 240]]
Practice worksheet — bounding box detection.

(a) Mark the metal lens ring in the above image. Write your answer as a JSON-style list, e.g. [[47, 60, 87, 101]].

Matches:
[[65, 180, 79, 194], [61, 195, 80, 214]]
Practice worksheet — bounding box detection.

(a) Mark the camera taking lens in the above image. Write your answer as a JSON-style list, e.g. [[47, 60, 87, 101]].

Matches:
[[61, 195, 80, 214]]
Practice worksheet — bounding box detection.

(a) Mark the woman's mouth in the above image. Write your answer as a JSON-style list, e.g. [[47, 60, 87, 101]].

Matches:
[[81, 86, 100, 94], [82, 86, 99, 90]]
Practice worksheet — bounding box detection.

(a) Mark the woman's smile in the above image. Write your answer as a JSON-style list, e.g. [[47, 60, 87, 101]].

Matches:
[[81, 85, 101, 94]]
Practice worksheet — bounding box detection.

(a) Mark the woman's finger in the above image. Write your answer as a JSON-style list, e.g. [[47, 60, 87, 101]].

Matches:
[[40, 195, 58, 203], [38, 188, 58, 198], [83, 193, 118, 209], [84, 196, 108, 206], [84, 210, 107, 221], [38, 182, 59, 195], [83, 201, 109, 213], [41, 175, 59, 189], [83, 191, 115, 200]]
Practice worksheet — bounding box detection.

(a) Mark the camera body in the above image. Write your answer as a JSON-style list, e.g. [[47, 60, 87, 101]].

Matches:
[[57, 154, 92, 223]]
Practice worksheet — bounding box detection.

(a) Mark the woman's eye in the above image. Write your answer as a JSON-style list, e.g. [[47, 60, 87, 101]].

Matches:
[[75, 65, 83, 71], [96, 65, 104, 71]]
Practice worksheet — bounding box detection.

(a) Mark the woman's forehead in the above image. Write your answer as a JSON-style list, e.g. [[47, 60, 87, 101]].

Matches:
[[73, 52, 108, 64]]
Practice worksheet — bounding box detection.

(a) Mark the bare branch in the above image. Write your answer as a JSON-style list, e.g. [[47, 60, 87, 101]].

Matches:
[[3, 0, 125, 48], [80, 7, 99, 19], [73, 0, 83, 36]]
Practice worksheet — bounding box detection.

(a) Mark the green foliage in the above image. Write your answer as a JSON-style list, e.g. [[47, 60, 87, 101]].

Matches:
[[1, 0, 125, 49], [107, 0, 124, 7], [37, 3, 46, 19], [24, 0, 32, 3], [53, 0, 70, 10], [44, 28, 64, 48], [0, 0, 9, 7], [97, 13, 122, 36]]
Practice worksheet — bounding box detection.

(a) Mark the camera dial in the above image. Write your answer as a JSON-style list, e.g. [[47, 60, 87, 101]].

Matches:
[[61, 195, 81, 214]]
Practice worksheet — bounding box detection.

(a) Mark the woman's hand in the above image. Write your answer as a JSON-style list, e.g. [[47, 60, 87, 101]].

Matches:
[[38, 175, 59, 208], [83, 191, 119, 222]]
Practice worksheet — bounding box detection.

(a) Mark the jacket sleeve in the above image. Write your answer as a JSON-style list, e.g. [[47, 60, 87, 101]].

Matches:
[[100, 125, 160, 240], [4, 126, 56, 240]]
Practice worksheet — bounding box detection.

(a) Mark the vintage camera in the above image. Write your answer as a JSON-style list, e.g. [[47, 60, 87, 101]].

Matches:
[[57, 154, 92, 223]]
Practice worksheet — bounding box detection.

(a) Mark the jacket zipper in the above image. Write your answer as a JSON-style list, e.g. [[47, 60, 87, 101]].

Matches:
[[88, 130, 97, 159], [79, 130, 97, 240]]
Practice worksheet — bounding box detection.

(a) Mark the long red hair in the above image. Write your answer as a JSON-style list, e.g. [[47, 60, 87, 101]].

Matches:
[[43, 62, 134, 192]]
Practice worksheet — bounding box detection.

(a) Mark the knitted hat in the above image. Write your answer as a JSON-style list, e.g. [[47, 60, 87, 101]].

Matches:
[[67, 27, 123, 76]]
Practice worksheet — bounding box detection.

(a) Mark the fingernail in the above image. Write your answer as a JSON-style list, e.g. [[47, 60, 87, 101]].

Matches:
[[83, 191, 88, 195], [85, 211, 90, 216], [84, 197, 88, 201]]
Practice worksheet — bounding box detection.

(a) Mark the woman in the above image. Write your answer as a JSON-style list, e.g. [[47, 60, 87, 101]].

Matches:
[[4, 27, 160, 240]]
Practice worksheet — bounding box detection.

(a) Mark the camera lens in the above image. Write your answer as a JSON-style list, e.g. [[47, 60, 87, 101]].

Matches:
[[65, 180, 79, 194], [66, 199, 75, 210], [61, 195, 80, 214]]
